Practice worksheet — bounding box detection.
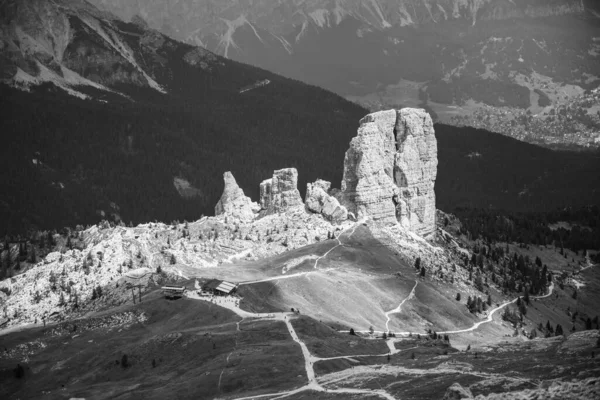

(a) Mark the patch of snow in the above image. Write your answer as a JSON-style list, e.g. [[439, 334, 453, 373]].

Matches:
[[217, 16, 248, 58], [437, 4, 448, 20], [365, 0, 391, 28], [309, 9, 331, 28], [295, 21, 309, 43], [270, 33, 293, 54], [397, 3, 414, 26]]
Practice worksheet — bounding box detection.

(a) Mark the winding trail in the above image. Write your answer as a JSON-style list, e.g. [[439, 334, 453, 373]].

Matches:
[[188, 294, 395, 400], [191, 219, 396, 400], [313, 220, 363, 270], [438, 282, 554, 335], [188, 217, 557, 400], [384, 281, 418, 333], [238, 219, 364, 287]]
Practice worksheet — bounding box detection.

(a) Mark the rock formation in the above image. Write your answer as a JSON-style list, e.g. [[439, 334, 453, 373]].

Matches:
[[305, 179, 348, 224], [341, 108, 438, 237], [260, 168, 304, 214], [215, 172, 259, 222], [442, 383, 473, 400]]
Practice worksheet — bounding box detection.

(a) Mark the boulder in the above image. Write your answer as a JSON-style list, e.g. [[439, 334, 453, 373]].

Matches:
[[305, 179, 332, 213], [442, 383, 473, 400], [262, 168, 303, 213], [214, 172, 258, 222], [341, 108, 438, 237], [306, 179, 347, 224]]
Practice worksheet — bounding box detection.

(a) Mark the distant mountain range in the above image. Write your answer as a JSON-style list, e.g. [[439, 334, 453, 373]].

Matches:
[[1, 0, 598, 235], [89, 0, 600, 148], [0, 0, 366, 234]]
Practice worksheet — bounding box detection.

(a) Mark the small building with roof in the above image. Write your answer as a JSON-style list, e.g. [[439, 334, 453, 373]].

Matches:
[[202, 279, 238, 296]]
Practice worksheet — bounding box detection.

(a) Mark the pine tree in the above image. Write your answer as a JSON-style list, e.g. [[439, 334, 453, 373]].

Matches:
[[349, 328, 356, 336], [414, 257, 421, 270], [420, 266, 426, 277], [487, 294, 492, 306], [456, 293, 461, 301]]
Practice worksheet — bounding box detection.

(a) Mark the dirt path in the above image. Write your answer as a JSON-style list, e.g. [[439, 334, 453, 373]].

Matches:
[[313, 219, 363, 270], [188, 219, 557, 399], [384, 281, 418, 333], [238, 219, 364, 287], [189, 220, 396, 400], [438, 282, 554, 335]]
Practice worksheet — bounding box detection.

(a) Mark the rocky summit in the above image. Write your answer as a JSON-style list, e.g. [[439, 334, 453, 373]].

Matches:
[[214, 172, 259, 222], [305, 179, 348, 224], [214, 109, 438, 235], [263, 168, 304, 214], [341, 108, 438, 237]]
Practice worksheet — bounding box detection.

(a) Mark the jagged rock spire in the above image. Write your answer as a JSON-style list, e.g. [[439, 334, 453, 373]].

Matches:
[[215, 172, 259, 222], [341, 108, 438, 237]]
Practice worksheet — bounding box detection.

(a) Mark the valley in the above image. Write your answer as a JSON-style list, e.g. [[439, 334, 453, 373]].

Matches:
[[89, 0, 600, 149], [1, 2, 600, 399]]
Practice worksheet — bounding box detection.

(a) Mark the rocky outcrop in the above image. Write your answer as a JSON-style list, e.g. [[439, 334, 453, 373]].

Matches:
[[395, 108, 438, 237], [341, 109, 398, 225], [260, 168, 303, 214], [305, 179, 348, 224], [442, 383, 473, 400], [341, 108, 437, 237], [215, 172, 259, 222]]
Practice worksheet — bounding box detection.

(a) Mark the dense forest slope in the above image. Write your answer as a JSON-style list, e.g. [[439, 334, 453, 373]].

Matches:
[[435, 124, 600, 212], [3, 81, 600, 236], [0, 0, 367, 234]]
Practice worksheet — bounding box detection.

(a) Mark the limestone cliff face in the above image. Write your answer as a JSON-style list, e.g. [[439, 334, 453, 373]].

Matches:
[[341, 109, 399, 225], [260, 168, 303, 214], [395, 108, 438, 237], [214, 172, 258, 221], [305, 179, 348, 224], [341, 108, 437, 237]]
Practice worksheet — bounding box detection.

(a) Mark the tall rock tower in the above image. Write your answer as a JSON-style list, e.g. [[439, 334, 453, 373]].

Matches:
[[341, 108, 438, 238]]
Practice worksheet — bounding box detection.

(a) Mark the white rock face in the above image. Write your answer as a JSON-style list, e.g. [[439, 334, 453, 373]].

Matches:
[[214, 172, 259, 222], [260, 178, 273, 210], [341, 108, 438, 237], [341, 109, 398, 225], [261, 168, 304, 214], [395, 108, 438, 237], [305, 179, 348, 224]]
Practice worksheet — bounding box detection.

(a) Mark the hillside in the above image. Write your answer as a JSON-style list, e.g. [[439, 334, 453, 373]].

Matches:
[[0, 0, 367, 235], [435, 124, 600, 212], [1, 210, 599, 399], [3, 79, 599, 237], [90, 0, 600, 148]]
